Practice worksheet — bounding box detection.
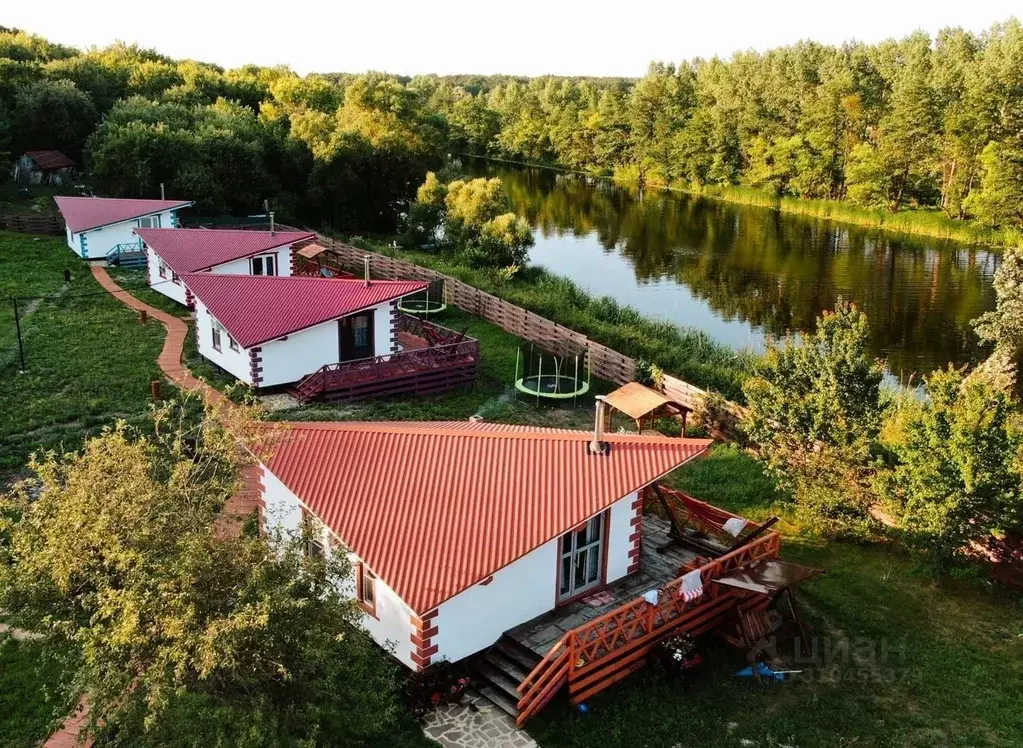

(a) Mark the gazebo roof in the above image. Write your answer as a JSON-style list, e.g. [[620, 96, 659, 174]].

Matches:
[[603, 381, 689, 422]]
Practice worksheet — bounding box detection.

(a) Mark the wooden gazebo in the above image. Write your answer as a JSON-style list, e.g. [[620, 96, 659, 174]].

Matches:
[[293, 242, 356, 279], [602, 381, 691, 435]]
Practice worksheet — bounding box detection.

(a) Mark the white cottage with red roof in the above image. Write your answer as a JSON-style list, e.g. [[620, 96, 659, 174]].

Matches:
[[136, 228, 316, 305], [54, 196, 194, 260], [183, 273, 427, 387], [256, 420, 712, 671]]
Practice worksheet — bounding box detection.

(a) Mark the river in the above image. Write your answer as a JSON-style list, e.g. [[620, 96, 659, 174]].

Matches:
[[465, 159, 999, 379]]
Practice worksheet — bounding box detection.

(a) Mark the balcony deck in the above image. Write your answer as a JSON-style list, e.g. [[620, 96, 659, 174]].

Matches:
[[508, 514, 700, 658], [289, 314, 479, 404]]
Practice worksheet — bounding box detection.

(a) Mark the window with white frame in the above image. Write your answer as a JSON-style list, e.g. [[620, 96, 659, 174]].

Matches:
[[250, 254, 277, 276], [211, 322, 222, 351], [158, 261, 167, 278], [228, 335, 239, 352], [138, 215, 161, 229]]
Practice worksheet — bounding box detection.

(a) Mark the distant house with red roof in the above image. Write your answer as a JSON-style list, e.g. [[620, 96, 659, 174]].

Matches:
[[54, 196, 194, 260], [183, 273, 427, 387], [13, 150, 76, 185], [257, 419, 712, 670], [136, 228, 316, 305]]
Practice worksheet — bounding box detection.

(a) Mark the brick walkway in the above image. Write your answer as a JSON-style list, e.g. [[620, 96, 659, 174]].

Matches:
[[89, 266, 223, 404]]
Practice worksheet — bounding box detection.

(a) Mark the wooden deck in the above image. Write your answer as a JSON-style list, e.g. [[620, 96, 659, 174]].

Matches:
[[512, 490, 784, 726], [508, 515, 697, 657], [289, 315, 479, 404]]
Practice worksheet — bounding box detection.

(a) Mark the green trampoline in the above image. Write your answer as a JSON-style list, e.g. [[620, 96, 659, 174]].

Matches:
[[397, 280, 447, 316], [514, 344, 591, 405]]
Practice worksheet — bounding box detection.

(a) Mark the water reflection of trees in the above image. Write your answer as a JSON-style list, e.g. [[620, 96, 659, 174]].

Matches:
[[487, 165, 998, 375]]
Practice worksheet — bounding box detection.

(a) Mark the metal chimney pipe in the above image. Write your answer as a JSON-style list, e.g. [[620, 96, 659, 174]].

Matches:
[[589, 396, 607, 455], [363, 255, 371, 287], [160, 182, 165, 200], [269, 211, 275, 235]]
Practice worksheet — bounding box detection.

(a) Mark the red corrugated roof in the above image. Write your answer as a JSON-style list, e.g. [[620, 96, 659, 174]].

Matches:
[[183, 273, 427, 348], [54, 196, 194, 233], [262, 421, 712, 614], [137, 228, 316, 273], [24, 150, 75, 170]]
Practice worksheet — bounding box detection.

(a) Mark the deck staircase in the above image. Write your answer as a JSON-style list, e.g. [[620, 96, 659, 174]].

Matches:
[[471, 636, 543, 721], [106, 240, 147, 268]]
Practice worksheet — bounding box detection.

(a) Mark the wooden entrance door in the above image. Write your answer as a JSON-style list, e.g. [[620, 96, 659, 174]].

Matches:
[[339, 312, 374, 361]]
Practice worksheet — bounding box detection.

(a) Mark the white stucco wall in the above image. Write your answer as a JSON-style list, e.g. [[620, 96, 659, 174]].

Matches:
[[260, 465, 417, 669], [258, 320, 340, 387], [211, 245, 293, 277], [147, 247, 189, 305], [69, 209, 180, 260], [430, 491, 637, 664], [193, 299, 253, 383], [606, 491, 638, 584], [256, 300, 394, 387], [431, 538, 560, 665]]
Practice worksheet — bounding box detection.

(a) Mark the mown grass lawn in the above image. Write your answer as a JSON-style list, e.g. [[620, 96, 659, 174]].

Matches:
[[530, 445, 1023, 748], [0, 635, 75, 748], [0, 232, 165, 470]]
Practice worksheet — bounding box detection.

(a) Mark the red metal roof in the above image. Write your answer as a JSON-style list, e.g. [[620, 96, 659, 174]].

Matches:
[[182, 273, 427, 348], [262, 421, 712, 614], [24, 150, 75, 170], [137, 228, 316, 273], [54, 196, 194, 233]]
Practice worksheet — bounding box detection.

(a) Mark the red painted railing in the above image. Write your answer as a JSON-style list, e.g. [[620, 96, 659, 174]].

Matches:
[[516, 493, 781, 726], [291, 315, 479, 403]]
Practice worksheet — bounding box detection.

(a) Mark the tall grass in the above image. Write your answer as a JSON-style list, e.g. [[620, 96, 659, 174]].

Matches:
[[610, 169, 1022, 248], [354, 239, 756, 401]]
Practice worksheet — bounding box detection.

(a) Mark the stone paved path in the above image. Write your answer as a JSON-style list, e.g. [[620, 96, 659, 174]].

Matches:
[[422, 692, 537, 748]]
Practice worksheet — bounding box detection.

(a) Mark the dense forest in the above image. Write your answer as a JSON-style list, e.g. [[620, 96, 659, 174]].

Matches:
[[425, 20, 1023, 232], [1, 21, 1022, 233]]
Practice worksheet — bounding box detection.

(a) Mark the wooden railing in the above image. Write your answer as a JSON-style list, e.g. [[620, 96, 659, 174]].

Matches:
[[516, 526, 781, 725], [309, 233, 748, 439], [292, 317, 479, 403]]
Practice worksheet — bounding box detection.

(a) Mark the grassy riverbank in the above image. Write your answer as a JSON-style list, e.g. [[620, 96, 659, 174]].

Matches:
[[464, 156, 1019, 249], [347, 237, 756, 401], [684, 183, 1020, 248]]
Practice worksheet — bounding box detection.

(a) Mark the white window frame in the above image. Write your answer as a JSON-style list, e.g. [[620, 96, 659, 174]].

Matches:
[[211, 323, 222, 352], [138, 215, 161, 229], [251, 254, 277, 276]]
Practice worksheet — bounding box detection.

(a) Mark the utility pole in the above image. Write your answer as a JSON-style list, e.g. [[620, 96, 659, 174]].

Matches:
[[13, 298, 26, 373]]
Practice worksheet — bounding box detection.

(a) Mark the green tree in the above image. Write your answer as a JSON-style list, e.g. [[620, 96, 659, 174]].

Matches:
[[973, 248, 1023, 364], [877, 365, 1023, 563], [0, 400, 419, 746], [964, 140, 1023, 229], [743, 303, 885, 534], [11, 79, 98, 159]]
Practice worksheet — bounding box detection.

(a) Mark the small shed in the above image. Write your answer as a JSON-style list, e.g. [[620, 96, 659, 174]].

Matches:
[[13, 150, 75, 185], [603, 381, 692, 435]]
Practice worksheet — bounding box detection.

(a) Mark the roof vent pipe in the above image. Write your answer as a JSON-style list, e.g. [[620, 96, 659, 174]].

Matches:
[[269, 211, 275, 236], [589, 396, 609, 455], [160, 182, 165, 200], [363, 255, 371, 287]]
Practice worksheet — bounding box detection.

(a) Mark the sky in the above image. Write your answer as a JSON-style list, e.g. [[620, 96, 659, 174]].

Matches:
[[4, 0, 1020, 77]]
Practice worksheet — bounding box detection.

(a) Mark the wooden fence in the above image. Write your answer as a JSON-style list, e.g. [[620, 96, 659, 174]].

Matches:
[[312, 234, 746, 438], [0, 213, 65, 235]]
